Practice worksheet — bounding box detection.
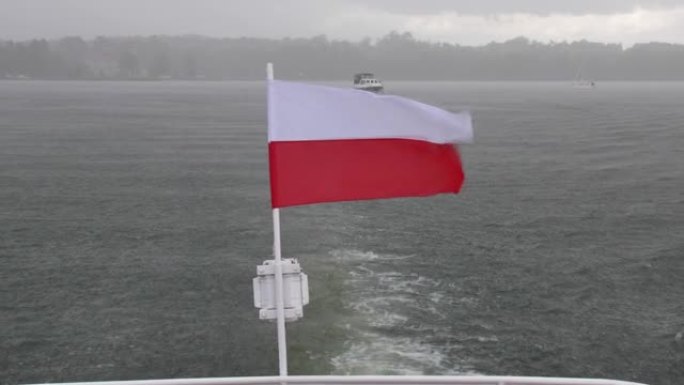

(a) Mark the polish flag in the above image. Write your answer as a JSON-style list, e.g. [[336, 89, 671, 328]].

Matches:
[[268, 80, 473, 208]]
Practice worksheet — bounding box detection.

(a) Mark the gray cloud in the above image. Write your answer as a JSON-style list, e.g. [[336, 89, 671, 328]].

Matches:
[[0, 0, 343, 39], [1, 0, 683, 45], [346, 0, 684, 15]]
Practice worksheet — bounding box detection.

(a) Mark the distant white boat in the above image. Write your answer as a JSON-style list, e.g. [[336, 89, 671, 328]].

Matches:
[[572, 62, 595, 88], [572, 79, 596, 88], [353, 73, 383, 92]]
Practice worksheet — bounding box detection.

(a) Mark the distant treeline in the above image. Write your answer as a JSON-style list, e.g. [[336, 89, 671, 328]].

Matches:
[[2, 32, 684, 80]]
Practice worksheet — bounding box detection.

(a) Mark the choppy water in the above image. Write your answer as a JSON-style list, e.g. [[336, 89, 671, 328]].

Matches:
[[1, 81, 683, 385]]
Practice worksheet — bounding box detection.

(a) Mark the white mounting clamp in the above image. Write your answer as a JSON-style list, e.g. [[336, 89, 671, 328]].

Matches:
[[253, 258, 309, 322]]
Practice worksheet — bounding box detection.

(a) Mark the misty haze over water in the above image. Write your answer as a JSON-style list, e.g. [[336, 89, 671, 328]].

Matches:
[[2, 33, 684, 81]]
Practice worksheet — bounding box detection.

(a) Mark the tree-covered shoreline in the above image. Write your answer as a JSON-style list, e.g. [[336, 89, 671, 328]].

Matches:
[[2, 32, 684, 81]]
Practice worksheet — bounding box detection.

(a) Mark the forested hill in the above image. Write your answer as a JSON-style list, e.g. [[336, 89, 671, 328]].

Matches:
[[2, 32, 684, 81]]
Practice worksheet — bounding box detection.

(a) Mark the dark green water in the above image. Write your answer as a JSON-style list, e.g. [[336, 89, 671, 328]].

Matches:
[[1, 81, 683, 384]]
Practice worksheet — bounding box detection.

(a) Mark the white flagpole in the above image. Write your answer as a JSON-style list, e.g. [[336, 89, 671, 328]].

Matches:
[[267, 62, 288, 377]]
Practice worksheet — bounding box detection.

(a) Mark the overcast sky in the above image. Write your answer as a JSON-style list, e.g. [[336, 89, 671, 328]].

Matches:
[[2, 0, 684, 46]]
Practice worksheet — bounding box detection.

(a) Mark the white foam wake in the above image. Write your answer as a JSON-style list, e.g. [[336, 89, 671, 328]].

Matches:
[[327, 249, 472, 375]]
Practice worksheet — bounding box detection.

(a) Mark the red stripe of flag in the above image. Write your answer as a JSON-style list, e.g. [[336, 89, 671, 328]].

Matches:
[[269, 138, 464, 208]]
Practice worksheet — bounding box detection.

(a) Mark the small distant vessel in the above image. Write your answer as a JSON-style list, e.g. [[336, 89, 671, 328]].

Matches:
[[572, 79, 596, 88], [572, 61, 595, 88], [353, 73, 383, 92]]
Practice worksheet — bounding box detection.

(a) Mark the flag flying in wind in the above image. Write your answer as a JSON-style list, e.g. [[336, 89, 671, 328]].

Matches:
[[268, 80, 473, 208]]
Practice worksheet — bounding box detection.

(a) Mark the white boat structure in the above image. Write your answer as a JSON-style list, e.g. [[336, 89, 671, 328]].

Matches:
[[572, 61, 595, 88], [572, 79, 596, 88], [353, 73, 383, 92], [23, 64, 646, 385]]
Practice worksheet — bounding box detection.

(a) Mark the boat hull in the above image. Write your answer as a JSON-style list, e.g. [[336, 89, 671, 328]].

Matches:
[[354, 85, 383, 93]]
